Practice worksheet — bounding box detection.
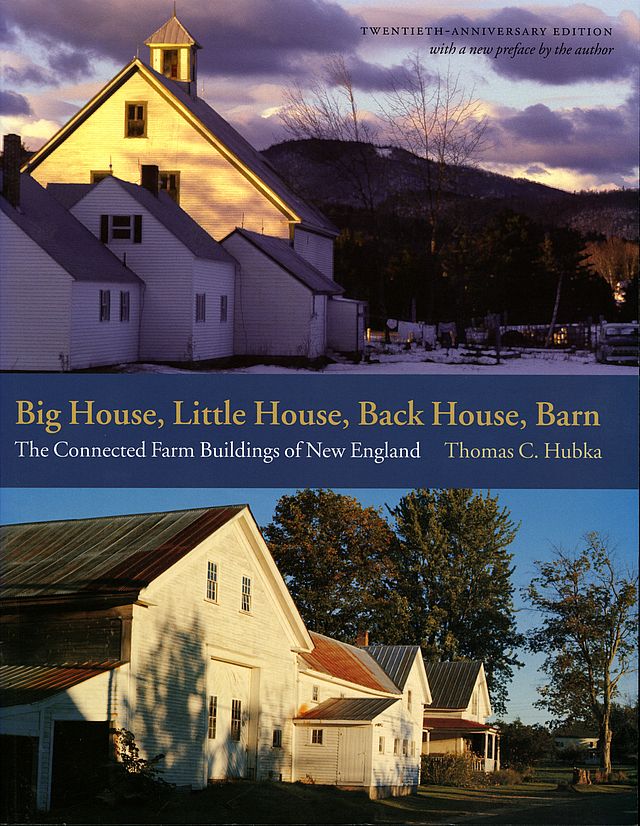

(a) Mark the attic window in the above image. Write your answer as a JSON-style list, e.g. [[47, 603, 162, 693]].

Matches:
[[162, 49, 179, 78], [159, 171, 180, 203], [91, 170, 112, 183], [126, 102, 147, 138], [241, 576, 251, 612], [206, 561, 218, 601], [407, 690, 412, 711], [100, 215, 142, 243]]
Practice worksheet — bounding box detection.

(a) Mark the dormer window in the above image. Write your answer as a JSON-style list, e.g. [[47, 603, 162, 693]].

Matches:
[[126, 102, 147, 138]]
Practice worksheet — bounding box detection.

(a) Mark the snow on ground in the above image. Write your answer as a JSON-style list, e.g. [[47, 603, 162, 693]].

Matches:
[[119, 345, 638, 375]]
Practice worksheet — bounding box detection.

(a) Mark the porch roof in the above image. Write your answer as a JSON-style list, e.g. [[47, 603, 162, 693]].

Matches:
[[424, 716, 498, 733]]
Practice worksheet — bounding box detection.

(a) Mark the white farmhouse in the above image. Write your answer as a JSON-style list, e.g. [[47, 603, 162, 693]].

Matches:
[[18, 11, 366, 362], [422, 660, 500, 772], [0, 135, 142, 371], [0, 506, 429, 812], [48, 167, 237, 363]]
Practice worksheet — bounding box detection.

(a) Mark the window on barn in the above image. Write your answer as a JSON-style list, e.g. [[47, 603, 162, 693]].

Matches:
[[272, 729, 282, 748], [311, 729, 323, 745], [471, 689, 479, 717], [402, 739, 408, 756], [220, 295, 228, 323], [378, 736, 385, 754], [206, 561, 218, 601], [407, 690, 412, 711], [411, 741, 416, 757], [120, 291, 130, 322], [207, 696, 217, 739], [162, 49, 179, 78], [195, 294, 206, 323], [125, 102, 147, 137], [312, 685, 319, 702], [159, 171, 180, 203], [231, 699, 242, 741], [99, 290, 110, 322], [393, 738, 400, 755], [241, 576, 251, 612], [100, 215, 142, 243]]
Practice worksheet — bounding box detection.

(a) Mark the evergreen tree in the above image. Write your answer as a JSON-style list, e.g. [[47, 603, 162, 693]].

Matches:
[[389, 489, 524, 715]]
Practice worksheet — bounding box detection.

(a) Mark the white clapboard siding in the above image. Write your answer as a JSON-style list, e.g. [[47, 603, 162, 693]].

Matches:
[[33, 73, 290, 241], [69, 179, 196, 361], [128, 520, 300, 787], [327, 297, 365, 354], [293, 229, 334, 280], [0, 213, 72, 371], [192, 259, 235, 360], [295, 725, 341, 784], [222, 234, 325, 358], [70, 282, 141, 368]]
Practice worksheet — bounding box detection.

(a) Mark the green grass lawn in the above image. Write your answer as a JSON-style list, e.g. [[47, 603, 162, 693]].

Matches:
[[41, 775, 638, 825]]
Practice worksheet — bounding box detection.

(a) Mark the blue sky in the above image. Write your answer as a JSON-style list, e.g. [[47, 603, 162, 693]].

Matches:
[[1, 0, 638, 191], [2, 486, 637, 725]]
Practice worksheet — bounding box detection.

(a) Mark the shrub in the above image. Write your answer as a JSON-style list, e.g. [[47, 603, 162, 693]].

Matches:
[[557, 744, 590, 764], [485, 768, 524, 786], [421, 753, 483, 787]]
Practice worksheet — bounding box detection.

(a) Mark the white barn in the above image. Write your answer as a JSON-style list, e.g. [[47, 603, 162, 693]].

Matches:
[[0, 506, 429, 812], [0, 136, 142, 372]]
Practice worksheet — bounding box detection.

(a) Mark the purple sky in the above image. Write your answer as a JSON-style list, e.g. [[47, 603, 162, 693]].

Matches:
[[1, 0, 638, 191]]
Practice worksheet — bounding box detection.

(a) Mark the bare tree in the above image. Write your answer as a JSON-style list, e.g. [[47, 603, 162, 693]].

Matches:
[[379, 54, 488, 258], [526, 533, 638, 776]]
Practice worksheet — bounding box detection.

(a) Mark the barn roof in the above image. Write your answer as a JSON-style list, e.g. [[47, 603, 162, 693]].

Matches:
[[0, 506, 244, 604], [223, 228, 343, 295], [0, 173, 141, 285], [295, 696, 398, 722], [365, 645, 421, 690], [424, 716, 497, 732], [23, 58, 338, 238], [423, 661, 482, 709], [299, 633, 398, 694], [48, 178, 236, 264], [144, 14, 202, 47], [0, 662, 123, 707]]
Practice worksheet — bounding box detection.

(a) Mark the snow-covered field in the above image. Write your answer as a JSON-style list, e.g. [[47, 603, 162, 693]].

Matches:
[[119, 345, 638, 375]]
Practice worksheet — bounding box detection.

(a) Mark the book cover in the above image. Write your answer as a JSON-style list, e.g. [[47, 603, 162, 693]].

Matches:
[[0, 0, 637, 822]]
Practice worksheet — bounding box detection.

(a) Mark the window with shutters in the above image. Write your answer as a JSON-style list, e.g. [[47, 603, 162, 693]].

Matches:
[[159, 171, 180, 203], [120, 291, 130, 322], [231, 699, 242, 742], [125, 102, 147, 137], [99, 290, 111, 322], [100, 215, 142, 243]]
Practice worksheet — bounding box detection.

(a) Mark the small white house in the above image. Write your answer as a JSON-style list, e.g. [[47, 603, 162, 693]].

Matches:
[[49, 167, 237, 363], [327, 297, 367, 356], [0, 506, 430, 812], [221, 228, 344, 359], [422, 661, 500, 772], [0, 136, 142, 372]]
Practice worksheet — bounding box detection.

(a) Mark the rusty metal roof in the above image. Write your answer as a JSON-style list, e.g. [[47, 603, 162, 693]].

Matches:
[[0, 662, 124, 706], [424, 661, 482, 709], [424, 716, 496, 732], [1, 506, 244, 603], [299, 633, 398, 694], [365, 645, 420, 690], [144, 14, 201, 47], [295, 696, 398, 722]]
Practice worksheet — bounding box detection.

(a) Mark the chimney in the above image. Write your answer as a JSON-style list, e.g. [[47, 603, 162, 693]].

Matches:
[[140, 164, 159, 196], [2, 133, 21, 208], [355, 630, 369, 647]]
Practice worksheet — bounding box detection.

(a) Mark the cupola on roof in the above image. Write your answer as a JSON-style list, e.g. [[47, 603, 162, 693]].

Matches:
[[144, 10, 201, 88], [144, 11, 202, 48]]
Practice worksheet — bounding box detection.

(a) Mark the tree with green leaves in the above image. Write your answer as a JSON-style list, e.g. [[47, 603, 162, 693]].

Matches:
[[263, 489, 409, 642], [389, 489, 524, 715], [496, 718, 553, 770], [526, 533, 638, 776]]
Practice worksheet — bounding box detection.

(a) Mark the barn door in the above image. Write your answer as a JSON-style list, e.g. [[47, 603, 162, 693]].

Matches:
[[337, 726, 367, 783], [50, 721, 110, 808], [206, 660, 252, 780]]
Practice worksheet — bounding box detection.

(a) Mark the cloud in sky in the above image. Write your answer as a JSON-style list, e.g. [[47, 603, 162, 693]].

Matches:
[[0, 90, 32, 116]]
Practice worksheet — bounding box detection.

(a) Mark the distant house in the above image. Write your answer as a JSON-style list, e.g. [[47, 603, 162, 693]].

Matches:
[[554, 728, 599, 759], [0, 137, 142, 371], [17, 11, 365, 363], [0, 506, 429, 812], [422, 661, 500, 772]]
